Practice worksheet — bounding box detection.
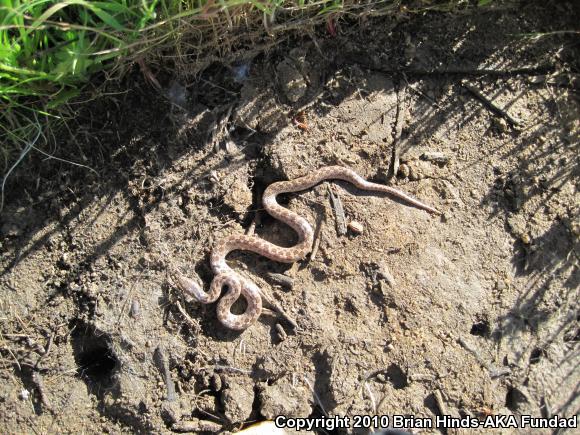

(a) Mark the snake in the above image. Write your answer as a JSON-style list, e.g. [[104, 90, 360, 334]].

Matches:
[[170, 166, 440, 330]]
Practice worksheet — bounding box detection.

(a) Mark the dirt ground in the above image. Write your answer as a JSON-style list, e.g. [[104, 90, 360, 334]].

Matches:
[[1, 2, 579, 434]]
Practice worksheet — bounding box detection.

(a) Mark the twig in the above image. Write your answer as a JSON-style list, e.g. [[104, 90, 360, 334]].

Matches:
[[267, 272, 294, 290], [364, 382, 377, 414], [275, 323, 287, 341], [540, 396, 551, 419], [154, 345, 177, 402], [461, 81, 523, 126], [328, 186, 346, 236], [172, 419, 222, 433], [259, 289, 298, 329], [433, 389, 448, 415], [175, 301, 200, 330], [309, 222, 323, 262], [245, 210, 262, 236], [31, 371, 51, 412], [196, 364, 251, 375], [1, 117, 41, 212], [303, 376, 327, 416], [210, 104, 234, 152], [457, 337, 511, 379], [387, 78, 407, 180]]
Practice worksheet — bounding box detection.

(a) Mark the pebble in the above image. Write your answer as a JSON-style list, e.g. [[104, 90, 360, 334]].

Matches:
[[19, 389, 30, 400], [209, 170, 219, 184], [276, 58, 308, 103], [259, 377, 312, 419], [421, 151, 449, 165], [275, 323, 287, 341], [377, 262, 396, 288], [409, 166, 422, 181], [129, 300, 141, 318], [492, 117, 509, 134], [221, 381, 254, 423], [347, 220, 364, 235], [211, 374, 222, 392], [398, 164, 410, 178]]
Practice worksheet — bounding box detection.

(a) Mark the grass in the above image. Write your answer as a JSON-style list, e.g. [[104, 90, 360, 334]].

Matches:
[[0, 0, 493, 211]]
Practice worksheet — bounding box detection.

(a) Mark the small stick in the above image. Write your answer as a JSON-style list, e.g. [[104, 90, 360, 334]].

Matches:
[[309, 219, 324, 262], [154, 345, 177, 402], [31, 371, 51, 412], [275, 324, 287, 341], [210, 104, 234, 152], [457, 337, 511, 379], [461, 81, 523, 126], [364, 382, 377, 414], [303, 376, 327, 416], [387, 78, 407, 180], [267, 272, 294, 290], [540, 396, 551, 419], [259, 289, 298, 329], [175, 301, 200, 330], [328, 186, 347, 236], [433, 389, 448, 415], [211, 364, 252, 375], [434, 390, 460, 435], [172, 419, 222, 433], [245, 207, 262, 236], [408, 373, 436, 382]]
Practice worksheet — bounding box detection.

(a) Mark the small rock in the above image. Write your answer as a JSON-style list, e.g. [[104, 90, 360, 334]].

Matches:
[[276, 58, 308, 103], [398, 164, 410, 178], [420, 151, 449, 165], [520, 234, 531, 245], [129, 300, 140, 318], [19, 389, 30, 401], [495, 280, 507, 291], [492, 117, 509, 134], [275, 323, 287, 342], [221, 380, 254, 423], [209, 170, 219, 184], [225, 140, 241, 156], [376, 262, 396, 288], [470, 189, 478, 198], [259, 377, 313, 419], [223, 181, 253, 218], [409, 165, 422, 181], [211, 374, 222, 392], [347, 220, 364, 235]]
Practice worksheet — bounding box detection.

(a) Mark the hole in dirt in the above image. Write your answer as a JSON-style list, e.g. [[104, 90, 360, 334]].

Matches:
[[529, 347, 545, 364], [563, 327, 579, 343], [505, 386, 529, 413], [470, 319, 490, 337], [386, 364, 408, 390], [71, 322, 119, 396]]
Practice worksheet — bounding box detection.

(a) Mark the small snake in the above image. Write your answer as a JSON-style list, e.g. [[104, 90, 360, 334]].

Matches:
[[171, 166, 440, 330]]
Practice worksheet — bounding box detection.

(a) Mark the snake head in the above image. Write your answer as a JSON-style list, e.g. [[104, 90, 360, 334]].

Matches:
[[168, 267, 212, 304]]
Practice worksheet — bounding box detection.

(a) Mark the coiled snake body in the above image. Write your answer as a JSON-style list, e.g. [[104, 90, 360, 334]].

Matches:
[[171, 166, 439, 330]]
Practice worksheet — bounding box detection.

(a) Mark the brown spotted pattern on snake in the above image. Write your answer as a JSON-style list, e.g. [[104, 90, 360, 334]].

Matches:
[[171, 166, 440, 330]]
